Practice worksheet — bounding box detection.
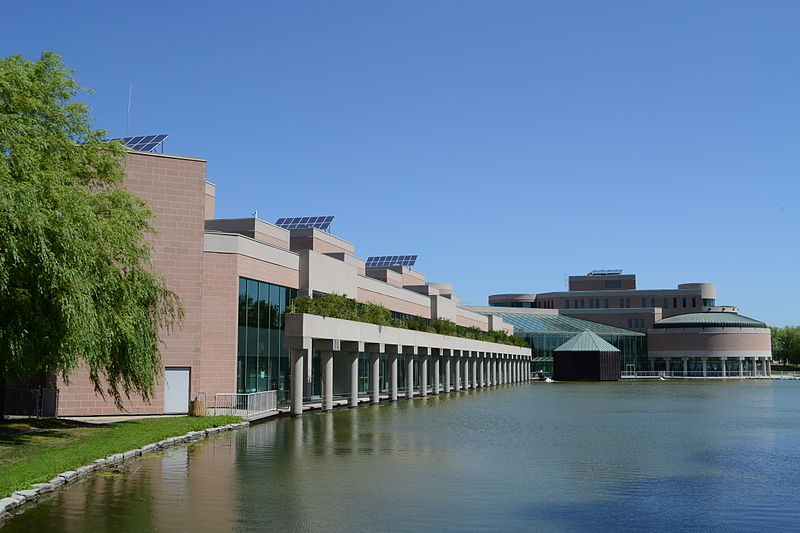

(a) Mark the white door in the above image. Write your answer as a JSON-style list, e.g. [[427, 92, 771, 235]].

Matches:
[[164, 367, 191, 414]]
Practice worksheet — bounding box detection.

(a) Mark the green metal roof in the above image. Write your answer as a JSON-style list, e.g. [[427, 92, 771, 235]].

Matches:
[[553, 330, 620, 352], [478, 311, 645, 336], [654, 312, 766, 329], [531, 356, 553, 362]]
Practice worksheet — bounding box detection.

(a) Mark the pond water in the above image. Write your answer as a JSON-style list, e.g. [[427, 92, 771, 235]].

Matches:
[[4, 380, 799, 532]]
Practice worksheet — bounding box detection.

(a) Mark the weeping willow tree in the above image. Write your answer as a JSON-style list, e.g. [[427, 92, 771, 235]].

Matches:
[[0, 52, 182, 417]]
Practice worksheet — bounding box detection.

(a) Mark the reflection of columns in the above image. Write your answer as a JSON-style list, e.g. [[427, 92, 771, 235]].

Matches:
[[702, 358, 707, 377], [322, 350, 334, 412], [389, 352, 398, 401], [290, 349, 305, 416], [405, 353, 415, 399], [420, 353, 428, 397], [682, 357, 688, 377], [738, 357, 744, 378], [369, 352, 380, 404], [444, 353, 451, 393], [721, 357, 727, 378], [349, 352, 359, 407], [433, 354, 440, 395]]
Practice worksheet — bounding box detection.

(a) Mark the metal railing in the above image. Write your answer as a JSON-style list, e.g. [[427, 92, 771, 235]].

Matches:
[[622, 370, 761, 379], [213, 390, 277, 420]]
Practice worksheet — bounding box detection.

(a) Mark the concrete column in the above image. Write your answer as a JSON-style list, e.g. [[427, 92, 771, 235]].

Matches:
[[650, 360, 655, 372], [751, 357, 758, 377], [463, 358, 469, 389], [290, 349, 305, 416], [406, 354, 414, 399], [472, 357, 478, 389], [349, 352, 359, 408], [369, 352, 380, 404], [389, 352, 398, 401], [464, 355, 471, 390], [433, 355, 440, 395], [663, 358, 671, 375], [322, 350, 334, 412], [444, 355, 451, 392], [514, 360, 519, 383], [481, 357, 487, 387], [767, 359, 772, 376], [702, 358, 707, 377], [455, 354, 462, 390], [682, 357, 688, 377], [738, 357, 744, 378], [721, 357, 727, 378], [493, 359, 498, 385], [421, 355, 428, 397]]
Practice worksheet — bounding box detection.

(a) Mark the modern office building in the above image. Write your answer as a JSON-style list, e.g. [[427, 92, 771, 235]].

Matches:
[[54, 147, 530, 416], [484, 270, 773, 376]]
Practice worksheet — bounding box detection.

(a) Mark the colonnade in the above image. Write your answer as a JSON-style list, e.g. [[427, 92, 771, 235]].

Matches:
[[290, 345, 530, 416], [649, 356, 772, 377]]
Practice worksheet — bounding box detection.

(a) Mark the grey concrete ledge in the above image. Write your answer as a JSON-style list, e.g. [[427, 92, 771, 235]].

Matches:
[[0, 420, 250, 521]]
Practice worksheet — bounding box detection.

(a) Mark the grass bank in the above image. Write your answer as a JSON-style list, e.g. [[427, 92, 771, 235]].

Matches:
[[0, 415, 241, 496]]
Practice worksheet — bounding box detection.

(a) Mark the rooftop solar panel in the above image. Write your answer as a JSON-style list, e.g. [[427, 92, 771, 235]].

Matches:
[[113, 134, 170, 152], [274, 215, 334, 231], [365, 255, 418, 268]]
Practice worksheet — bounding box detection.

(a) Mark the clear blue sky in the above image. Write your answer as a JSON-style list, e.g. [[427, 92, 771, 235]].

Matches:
[[4, 1, 799, 326]]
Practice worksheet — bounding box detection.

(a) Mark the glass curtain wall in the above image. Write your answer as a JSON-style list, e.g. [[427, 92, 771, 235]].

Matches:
[[237, 277, 298, 402]]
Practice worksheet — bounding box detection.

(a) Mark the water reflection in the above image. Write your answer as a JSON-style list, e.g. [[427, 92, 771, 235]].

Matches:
[[3, 381, 800, 532]]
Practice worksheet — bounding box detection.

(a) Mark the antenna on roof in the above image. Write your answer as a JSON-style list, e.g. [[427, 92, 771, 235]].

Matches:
[[252, 210, 258, 219], [125, 84, 133, 137]]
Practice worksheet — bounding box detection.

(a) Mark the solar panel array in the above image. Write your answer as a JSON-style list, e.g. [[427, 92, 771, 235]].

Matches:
[[114, 134, 170, 152], [365, 255, 418, 268], [274, 216, 334, 231]]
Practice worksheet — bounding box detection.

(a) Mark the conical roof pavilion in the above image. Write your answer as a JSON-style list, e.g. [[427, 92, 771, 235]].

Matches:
[[553, 330, 620, 353]]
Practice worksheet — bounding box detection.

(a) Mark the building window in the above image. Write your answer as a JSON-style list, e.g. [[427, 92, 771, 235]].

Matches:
[[641, 297, 646, 308], [589, 299, 594, 309], [605, 280, 622, 289], [663, 297, 668, 308], [238, 277, 298, 399], [703, 299, 716, 307], [566, 300, 570, 309], [596, 299, 600, 308], [682, 298, 687, 308], [619, 298, 625, 308], [692, 297, 696, 307], [580, 299, 585, 308], [673, 297, 678, 308], [605, 298, 609, 308], [628, 319, 633, 328], [650, 297, 656, 308], [626, 298, 631, 308]]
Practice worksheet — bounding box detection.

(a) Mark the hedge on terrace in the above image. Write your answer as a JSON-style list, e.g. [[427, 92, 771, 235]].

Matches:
[[288, 294, 528, 348]]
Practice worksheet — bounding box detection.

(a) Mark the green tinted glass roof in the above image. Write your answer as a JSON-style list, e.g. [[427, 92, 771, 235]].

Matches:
[[655, 312, 766, 328], [480, 311, 645, 336], [554, 330, 621, 352]]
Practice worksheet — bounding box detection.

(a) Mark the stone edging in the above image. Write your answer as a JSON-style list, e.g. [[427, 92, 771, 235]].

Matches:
[[0, 421, 250, 519]]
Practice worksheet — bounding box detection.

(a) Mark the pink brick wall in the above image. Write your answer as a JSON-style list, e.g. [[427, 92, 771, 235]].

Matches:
[[58, 152, 207, 415]]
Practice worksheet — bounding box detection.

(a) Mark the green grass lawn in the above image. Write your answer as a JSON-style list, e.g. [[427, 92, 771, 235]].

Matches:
[[0, 415, 241, 496]]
